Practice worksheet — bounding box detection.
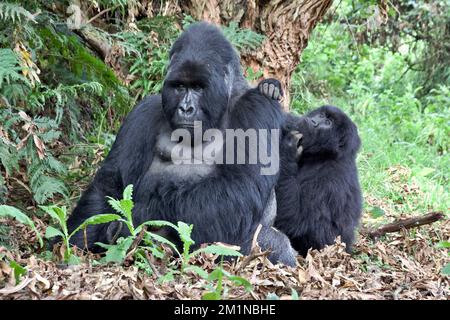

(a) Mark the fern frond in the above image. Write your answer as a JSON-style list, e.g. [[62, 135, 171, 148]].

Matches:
[[0, 49, 30, 89], [0, 3, 35, 23]]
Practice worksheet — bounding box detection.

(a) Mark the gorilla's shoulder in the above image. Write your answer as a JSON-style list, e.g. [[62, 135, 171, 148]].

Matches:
[[232, 88, 284, 129], [129, 94, 163, 117], [115, 94, 163, 140]]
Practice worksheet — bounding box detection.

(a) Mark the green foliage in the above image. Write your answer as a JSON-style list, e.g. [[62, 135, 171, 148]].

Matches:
[[42, 204, 120, 263], [0, 2, 35, 23], [0, 205, 43, 247], [291, 2, 450, 214]]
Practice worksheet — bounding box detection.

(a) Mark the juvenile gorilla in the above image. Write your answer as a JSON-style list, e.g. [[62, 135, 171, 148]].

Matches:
[[276, 106, 362, 256], [67, 23, 297, 266], [258, 78, 362, 256]]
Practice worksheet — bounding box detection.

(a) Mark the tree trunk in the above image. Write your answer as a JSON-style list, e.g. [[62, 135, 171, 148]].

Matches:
[[182, 0, 333, 109]]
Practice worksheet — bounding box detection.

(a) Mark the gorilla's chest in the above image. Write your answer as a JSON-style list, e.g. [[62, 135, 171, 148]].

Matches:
[[148, 130, 220, 182]]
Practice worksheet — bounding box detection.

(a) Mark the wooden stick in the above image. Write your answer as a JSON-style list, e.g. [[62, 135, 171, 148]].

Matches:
[[360, 211, 445, 240]]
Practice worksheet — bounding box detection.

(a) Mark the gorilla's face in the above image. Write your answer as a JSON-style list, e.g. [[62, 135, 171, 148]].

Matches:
[[299, 105, 360, 157], [162, 59, 230, 134]]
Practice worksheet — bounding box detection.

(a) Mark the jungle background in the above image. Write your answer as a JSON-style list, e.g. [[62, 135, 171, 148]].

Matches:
[[0, 0, 448, 300]]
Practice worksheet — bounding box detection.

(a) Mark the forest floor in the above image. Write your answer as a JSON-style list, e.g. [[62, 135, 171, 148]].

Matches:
[[0, 212, 448, 300]]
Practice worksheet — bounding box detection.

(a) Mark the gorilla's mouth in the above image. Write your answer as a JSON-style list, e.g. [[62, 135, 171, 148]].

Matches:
[[175, 122, 202, 129]]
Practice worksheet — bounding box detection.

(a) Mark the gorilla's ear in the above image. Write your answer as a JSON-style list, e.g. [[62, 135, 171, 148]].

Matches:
[[224, 64, 234, 98]]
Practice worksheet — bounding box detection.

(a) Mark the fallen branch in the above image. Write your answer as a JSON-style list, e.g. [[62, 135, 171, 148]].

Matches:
[[360, 211, 445, 240]]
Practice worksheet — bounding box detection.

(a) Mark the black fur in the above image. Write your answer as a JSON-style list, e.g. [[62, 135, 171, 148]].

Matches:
[[275, 105, 362, 256], [67, 22, 296, 265]]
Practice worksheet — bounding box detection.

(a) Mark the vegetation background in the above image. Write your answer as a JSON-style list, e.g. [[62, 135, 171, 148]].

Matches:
[[0, 0, 448, 299]]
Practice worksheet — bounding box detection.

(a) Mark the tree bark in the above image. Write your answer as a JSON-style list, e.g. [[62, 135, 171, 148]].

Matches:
[[183, 0, 333, 109]]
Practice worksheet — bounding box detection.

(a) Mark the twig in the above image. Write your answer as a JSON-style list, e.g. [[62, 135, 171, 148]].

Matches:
[[125, 226, 147, 259], [86, 5, 120, 25], [360, 212, 445, 240]]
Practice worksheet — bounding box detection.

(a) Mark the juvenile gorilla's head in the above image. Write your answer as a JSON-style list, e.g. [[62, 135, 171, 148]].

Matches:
[[162, 22, 243, 133], [299, 105, 361, 158]]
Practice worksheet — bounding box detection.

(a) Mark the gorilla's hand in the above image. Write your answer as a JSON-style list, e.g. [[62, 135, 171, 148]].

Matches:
[[285, 130, 303, 161], [258, 78, 283, 101]]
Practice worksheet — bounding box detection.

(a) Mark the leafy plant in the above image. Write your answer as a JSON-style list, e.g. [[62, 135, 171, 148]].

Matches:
[[0, 205, 43, 247], [42, 205, 120, 264], [201, 261, 252, 300]]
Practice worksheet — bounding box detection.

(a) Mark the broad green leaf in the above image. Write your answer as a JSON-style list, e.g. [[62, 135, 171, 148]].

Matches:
[[0, 205, 43, 247], [369, 206, 385, 219], [119, 199, 134, 220], [435, 241, 450, 249], [135, 220, 177, 233], [184, 265, 209, 279], [193, 244, 242, 257], [145, 231, 180, 257], [9, 260, 27, 284], [45, 226, 64, 239], [158, 270, 175, 284], [69, 214, 121, 238], [123, 184, 133, 200], [227, 275, 252, 291], [177, 221, 194, 246], [442, 263, 450, 276], [39, 205, 67, 234], [201, 292, 221, 300], [107, 197, 124, 216], [67, 254, 81, 265], [100, 237, 133, 264]]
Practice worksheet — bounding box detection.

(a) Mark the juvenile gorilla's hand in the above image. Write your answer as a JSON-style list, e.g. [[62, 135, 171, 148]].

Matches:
[[258, 78, 283, 101], [285, 130, 303, 161]]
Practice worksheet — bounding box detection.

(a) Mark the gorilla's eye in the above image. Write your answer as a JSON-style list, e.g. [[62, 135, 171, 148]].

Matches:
[[325, 119, 332, 126], [192, 84, 203, 92], [174, 83, 186, 94], [319, 113, 326, 118]]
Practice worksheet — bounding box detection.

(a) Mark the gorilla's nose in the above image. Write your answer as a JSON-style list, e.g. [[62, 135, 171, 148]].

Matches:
[[178, 105, 196, 117], [310, 118, 318, 127]]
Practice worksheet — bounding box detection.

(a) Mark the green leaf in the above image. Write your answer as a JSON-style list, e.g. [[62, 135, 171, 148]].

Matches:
[[45, 226, 64, 239], [39, 205, 67, 231], [192, 244, 242, 258], [145, 231, 180, 257], [291, 288, 299, 300], [69, 214, 121, 239], [201, 292, 221, 300], [135, 220, 178, 233], [100, 237, 134, 264], [442, 263, 450, 276], [158, 270, 176, 284], [435, 241, 450, 249], [184, 265, 209, 279], [123, 184, 133, 200], [227, 275, 252, 291], [369, 206, 385, 219], [9, 260, 27, 284], [266, 293, 280, 300], [0, 205, 43, 247], [67, 254, 81, 265]]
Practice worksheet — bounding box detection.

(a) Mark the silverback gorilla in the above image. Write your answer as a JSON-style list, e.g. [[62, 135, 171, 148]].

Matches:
[[259, 79, 363, 256], [67, 23, 297, 266]]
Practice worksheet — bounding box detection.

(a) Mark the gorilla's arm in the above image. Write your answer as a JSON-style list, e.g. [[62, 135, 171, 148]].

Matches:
[[67, 95, 163, 248]]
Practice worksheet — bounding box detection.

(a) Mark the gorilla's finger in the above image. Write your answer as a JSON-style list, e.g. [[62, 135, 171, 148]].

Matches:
[[262, 83, 269, 96], [273, 87, 281, 100], [268, 84, 275, 98]]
